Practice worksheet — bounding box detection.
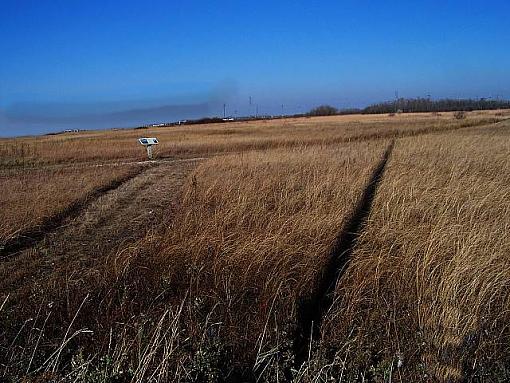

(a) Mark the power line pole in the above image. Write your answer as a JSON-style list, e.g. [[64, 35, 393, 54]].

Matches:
[[223, 103, 226, 118]]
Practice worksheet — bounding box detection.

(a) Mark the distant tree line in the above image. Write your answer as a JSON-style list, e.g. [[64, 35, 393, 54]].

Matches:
[[307, 98, 510, 116], [137, 98, 510, 129], [363, 98, 510, 114]]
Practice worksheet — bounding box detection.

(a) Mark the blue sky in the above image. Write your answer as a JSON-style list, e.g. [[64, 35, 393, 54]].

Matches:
[[1, 0, 509, 136]]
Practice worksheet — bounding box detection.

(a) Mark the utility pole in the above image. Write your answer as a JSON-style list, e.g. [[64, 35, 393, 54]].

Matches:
[[223, 103, 226, 118], [281, 104, 284, 116]]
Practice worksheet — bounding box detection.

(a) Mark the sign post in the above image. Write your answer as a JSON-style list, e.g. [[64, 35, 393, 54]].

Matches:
[[138, 137, 159, 160]]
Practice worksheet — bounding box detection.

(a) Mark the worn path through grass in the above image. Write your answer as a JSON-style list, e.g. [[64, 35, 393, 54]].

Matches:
[[0, 159, 201, 331]]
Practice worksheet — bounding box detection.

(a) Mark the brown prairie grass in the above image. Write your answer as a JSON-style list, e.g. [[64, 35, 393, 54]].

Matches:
[[0, 141, 388, 381], [2, 114, 510, 382], [154, 141, 387, 367], [0, 112, 501, 168], [322, 121, 510, 382]]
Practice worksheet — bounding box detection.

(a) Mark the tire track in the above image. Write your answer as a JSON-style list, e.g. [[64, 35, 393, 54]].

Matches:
[[0, 168, 148, 258], [293, 140, 395, 370], [0, 157, 204, 259], [0, 160, 201, 307]]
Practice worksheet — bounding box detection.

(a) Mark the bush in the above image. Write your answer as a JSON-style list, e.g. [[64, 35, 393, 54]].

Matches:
[[308, 105, 338, 116], [454, 111, 467, 120]]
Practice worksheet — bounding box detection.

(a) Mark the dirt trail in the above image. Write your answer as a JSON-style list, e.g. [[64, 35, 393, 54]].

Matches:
[[0, 159, 201, 305], [0, 167, 147, 257]]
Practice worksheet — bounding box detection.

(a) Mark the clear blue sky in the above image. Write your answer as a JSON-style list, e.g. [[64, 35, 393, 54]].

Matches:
[[1, 0, 509, 136]]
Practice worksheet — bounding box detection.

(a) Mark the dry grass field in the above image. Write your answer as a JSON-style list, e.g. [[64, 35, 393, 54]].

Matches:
[[1, 111, 510, 382], [321, 121, 510, 381], [152, 142, 388, 377], [0, 111, 502, 168], [0, 141, 388, 381]]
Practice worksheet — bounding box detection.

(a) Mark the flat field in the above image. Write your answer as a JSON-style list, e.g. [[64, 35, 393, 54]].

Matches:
[[1, 111, 510, 382], [0, 110, 503, 167]]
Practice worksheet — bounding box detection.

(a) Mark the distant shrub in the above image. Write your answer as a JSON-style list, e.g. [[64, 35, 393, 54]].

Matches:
[[308, 105, 338, 116], [388, 113, 396, 117], [454, 111, 467, 120], [431, 112, 442, 117]]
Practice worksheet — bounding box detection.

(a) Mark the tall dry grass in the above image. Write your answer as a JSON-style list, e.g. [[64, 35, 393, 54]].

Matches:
[[2, 115, 510, 381], [0, 141, 387, 381], [322, 121, 510, 381], [154, 142, 387, 372]]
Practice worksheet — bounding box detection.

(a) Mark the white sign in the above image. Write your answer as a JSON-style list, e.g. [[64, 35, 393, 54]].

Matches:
[[138, 137, 159, 146], [138, 137, 159, 159]]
